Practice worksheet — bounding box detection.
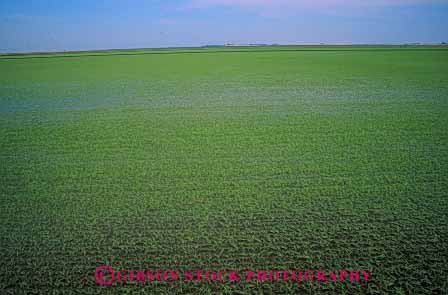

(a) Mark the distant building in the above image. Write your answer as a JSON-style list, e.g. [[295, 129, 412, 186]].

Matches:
[[225, 43, 271, 47], [202, 45, 224, 48]]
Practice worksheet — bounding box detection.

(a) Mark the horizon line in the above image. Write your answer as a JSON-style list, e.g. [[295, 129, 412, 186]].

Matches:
[[1, 42, 448, 56]]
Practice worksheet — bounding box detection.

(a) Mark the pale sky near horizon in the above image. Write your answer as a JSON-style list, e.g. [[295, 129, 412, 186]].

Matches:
[[0, 0, 447, 52]]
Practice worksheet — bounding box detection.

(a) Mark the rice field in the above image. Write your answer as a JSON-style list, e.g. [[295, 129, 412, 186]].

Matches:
[[0, 46, 447, 294]]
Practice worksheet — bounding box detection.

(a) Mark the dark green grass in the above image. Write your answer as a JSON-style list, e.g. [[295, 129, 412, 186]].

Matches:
[[1, 44, 447, 60], [1, 46, 447, 294]]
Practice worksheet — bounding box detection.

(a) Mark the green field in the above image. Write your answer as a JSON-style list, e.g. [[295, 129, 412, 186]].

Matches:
[[1, 46, 447, 294]]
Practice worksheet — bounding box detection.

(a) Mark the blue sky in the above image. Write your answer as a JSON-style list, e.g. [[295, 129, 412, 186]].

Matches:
[[0, 0, 447, 52]]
